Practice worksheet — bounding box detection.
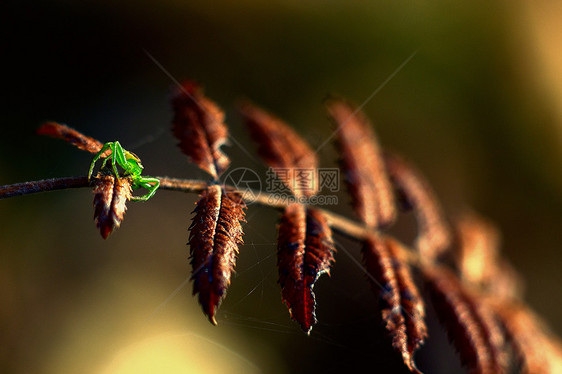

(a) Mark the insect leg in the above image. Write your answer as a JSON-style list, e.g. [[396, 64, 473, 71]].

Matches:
[[131, 177, 160, 201], [88, 143, 111, 180]]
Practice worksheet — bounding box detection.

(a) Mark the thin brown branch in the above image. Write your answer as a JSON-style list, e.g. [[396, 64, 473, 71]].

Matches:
[[0, 177, 207, 199], [0, 177, 91, 198], [0, 177, 403, 257], [0, 175, 420, 265]]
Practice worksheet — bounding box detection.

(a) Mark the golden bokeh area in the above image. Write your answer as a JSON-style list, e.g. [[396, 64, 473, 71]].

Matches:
[[98, 333, 261, 374], [523, 1, 562, 149], [42, 269, 277, 374]]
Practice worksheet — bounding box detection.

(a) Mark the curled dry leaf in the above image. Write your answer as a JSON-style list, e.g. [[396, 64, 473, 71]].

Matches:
[[455, 213, 524, 301], [487, 260, 524, 301], [172, 81, 230, 180], [362, 234, 427, 373], [38, 121, 105, 154], [277, 203, 335, 333], [424, 267, 507, 374], [386, 238, 428, 373], [92, 174, 132, 239], [189, 184, 246, 325], [384, 152, 452, 261], [455, 212, 501, 286], [327, 98, 396, 228], [239, 101, 318, 197], [493, 301, 562, 374]]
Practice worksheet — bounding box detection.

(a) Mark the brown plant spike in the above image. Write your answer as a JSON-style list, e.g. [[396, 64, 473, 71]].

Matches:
[[487, 260, 524, 301], [455, 212, 501, 286], [362, 234, 426, 373], [474, 300, 509, 374], [384, 152, 452, 261], [493, 301, 562, 374], [189, 184, 246, 325], [172, 81, 230, 179], [277, 203, 335, 333], [455, 213, 524, 301], [38, 122, 105, 154], [92, 174, 132, 239], [386, 238, 428, 373], [327, 98, 396, 228], [424, 267, 507, 374], [240, 102, 318, 197]]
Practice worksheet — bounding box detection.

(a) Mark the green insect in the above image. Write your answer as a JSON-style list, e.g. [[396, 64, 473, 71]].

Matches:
[[88, 141, 160, 201]]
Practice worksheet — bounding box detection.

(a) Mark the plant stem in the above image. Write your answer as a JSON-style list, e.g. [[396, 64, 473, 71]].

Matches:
[[0, 177, 91, 198], [0, 175, 419, 263]]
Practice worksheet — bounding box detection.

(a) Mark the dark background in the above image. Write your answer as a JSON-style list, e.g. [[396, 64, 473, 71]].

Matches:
[[1, 1, 561, 373]]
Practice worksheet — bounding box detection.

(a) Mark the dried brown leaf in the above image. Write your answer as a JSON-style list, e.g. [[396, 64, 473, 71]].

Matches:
[[172, 81, 230, 179], [277, 204, 335, 333], [386, 238, 428, 372], [327, 98, 396, 228], [38, 122, 105, 154], [456, 212, 501, 286], [475, 301, 509, 374], [385, 152, 452, 261], [362, 234, 427, 373], [455, 212, 524, 301], [239, 102, 318, 197], [189, 184, 246, 324], [488, 260, 524, 301], [424, 267, 508, 374], [92, 174, 132, 239], [494, 301, 562, 374]]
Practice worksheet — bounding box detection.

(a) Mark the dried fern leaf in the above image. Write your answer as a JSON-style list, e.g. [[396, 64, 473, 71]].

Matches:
[[494, 301, 562, 374], [92, 174, 132, 239], [386, 238, 428, 372], [455, 213, 524, 300], [189, 184, 246, 325], [172, 81, 230, 179], [455, 212, 500, 286], [277, 203, 335, 333], [362, 234, 426, 373], [424, 267, 507, 374], [326, 98, 396, 228], [38, 121, 105, 154], [384, 152, 452, 261], [239, 102, 318, 197], [488, 260, 524, 301]]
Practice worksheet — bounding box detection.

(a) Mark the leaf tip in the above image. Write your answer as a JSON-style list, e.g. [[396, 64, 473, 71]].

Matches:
[[37, 121, 57, 136], [208, 312, 218, 326], [171, 80, 203, 104], [405, 357, 424, 374], [100, 226, 112, 240]]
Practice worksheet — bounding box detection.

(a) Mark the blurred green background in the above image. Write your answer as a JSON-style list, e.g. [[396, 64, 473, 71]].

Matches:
[[1, 1, 561, 373]]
